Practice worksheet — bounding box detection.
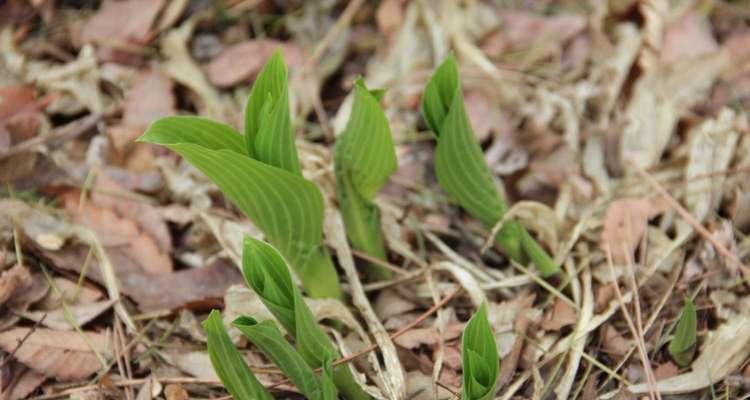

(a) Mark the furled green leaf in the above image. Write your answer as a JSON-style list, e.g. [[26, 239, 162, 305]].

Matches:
[[139, 52, 342, 300], [319, 357, 339, 400], [668, 297, 697, 367], [233, 316, 322, 400], [244, 50, 300, 175], [421, 56, 559, 277], [461, 302, 499, 400], [334, 78, 397, 280], [242, 237, 371, 400], [202, 310, 273, 400]]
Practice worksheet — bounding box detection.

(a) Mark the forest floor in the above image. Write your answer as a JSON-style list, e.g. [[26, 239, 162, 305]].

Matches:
[[2, 0, 750, 399]]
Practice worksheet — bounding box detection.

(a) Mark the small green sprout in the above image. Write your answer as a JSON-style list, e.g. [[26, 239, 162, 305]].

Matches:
[[421, 56, 559, 277], [668, 297, 697, 367], [462, 302, 499, 400], [139, 51, 342, 300], [242, 236, 371, 400], [202, 310, 273, 400], [334, 78, 397, 280]]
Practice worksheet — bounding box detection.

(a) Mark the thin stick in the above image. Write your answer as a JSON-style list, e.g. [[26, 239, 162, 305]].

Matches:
[[351, 249, 409, 275], [0, 313, 48, 368], [435, 380, 461, 399]]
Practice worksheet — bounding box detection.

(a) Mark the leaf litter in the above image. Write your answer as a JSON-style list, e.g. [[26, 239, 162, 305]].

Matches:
[[1, 1, 750, 399]]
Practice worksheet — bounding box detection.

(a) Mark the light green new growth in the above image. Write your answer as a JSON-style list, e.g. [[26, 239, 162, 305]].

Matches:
[[138, 51, 342, 300], [202, 310, 273, 400], [233, 316, 337, 400], [668, 297, 697, 367], [334, 78, 397, 280], [462, 302, 499, 400], [421, 56, 559, 277], [242, 237, 371, 400]]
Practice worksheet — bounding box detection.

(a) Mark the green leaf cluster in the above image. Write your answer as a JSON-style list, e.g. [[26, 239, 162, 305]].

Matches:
[[461, 302, 499, 400], [203, 237, 370, 400], [421, 56, 559, 277], [334, 78, 397, 280], [139, 51, 342, 300], [668, 297, 697, 367]]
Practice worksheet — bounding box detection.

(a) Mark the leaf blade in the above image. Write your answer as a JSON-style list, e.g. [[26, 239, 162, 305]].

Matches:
[[202, 310, 273, 400], [461, 302, 499, 400], [668, 297, 697, 367]]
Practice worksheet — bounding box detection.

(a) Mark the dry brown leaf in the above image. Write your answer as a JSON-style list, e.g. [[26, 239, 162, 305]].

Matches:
[[0, 264, 32, 305], [541, 297, 577, 331], [36, 277, 103, 310], [660, 11, 717, 64], [653, 361, 679, 381], [4, 368, 46, 400], [164, 384, 188, 400], [481, 11, 585, 59], [393, 323, 463, 349], [205, 39, 304, 88], [81, 0, 165, 62], [170, 351, 218, 380], [60, 176, 173, 275], [21, 299, 115, 330], [600, 197, 665, 263], [0, 84, 35, 121], [600, 324, 631, 357], [122, 70, 176, 128], [0, 328, 112, 381]]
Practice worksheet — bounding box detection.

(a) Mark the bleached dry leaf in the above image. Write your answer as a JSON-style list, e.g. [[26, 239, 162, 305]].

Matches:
[[36, 277, 103, 310], [600, 197, 665, 263], [0, 328, 112, 381], [630, 314, 750, 394], [3, 369, 46, 400], [660, 11, 717, 64], [435, 261, 485, 307], [170, 351, 218, 380], [20, 299, 115, 330], [620, 51, 728, 170], [678, 108, 744, 238]]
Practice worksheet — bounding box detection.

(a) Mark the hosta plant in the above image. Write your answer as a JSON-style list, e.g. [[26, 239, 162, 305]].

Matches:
[[334, 78, 397, 281], [203, 236, 371, 400], [422, 56, 559, 277], [139, 51, 342, 300], [668, 297, 697, 367], [462, 302, 499, 400]]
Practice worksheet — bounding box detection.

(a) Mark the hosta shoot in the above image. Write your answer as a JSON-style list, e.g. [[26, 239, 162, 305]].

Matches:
[[668, 297, 697, 367], [242, 236, 371, 400], [334, 78, 397, 280], [462, 302, 499, 400], [139, 51, 342, 300], [421, 56, 559, 277]]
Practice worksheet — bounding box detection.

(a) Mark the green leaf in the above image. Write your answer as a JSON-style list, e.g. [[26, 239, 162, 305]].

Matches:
[[334, 78, 397, 280], [668, 297, 697, 367], [461, 302, 499, 400], [202, 310, 273, 400], [242, 237, 371, 400], [139, 123, 341, 300], [233, 316, 322, 400], [319, 357, 340, 400], [244, 50, 301, 175], [421, 56, 559, 277]]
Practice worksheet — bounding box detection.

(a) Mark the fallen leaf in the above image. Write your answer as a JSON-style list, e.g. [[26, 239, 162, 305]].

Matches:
[[170, 351, 218, 380], [81, 0, 165, 62], [481, 11, 585, 59], [600, 197, 665, 263], [653, 361, 679, 381], [0, 264, 32, 305], [4, 368, 46, 400], [36, 277, 103, 310], [541, 297, 578, 331], [600, 324, 631, 357], [205, 39, 304, 88], [660, 11, 717, 64], [123, 70, 176, 127], [0, 328, 112, 381], [60, 176, 173, 275], [20, 299, 115, 330], [463, 90, 501, 142], [393, 323, 464, 349], [164, 384, 188, 400], [0, 84, 35, 121]]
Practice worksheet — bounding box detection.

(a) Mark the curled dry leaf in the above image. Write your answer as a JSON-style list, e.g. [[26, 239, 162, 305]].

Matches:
[[0, 328, 112, 381], [205, 39, 305, 88], [0, 264, 32, 305]]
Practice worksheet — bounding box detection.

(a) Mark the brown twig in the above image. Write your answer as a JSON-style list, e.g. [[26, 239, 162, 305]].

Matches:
[[0, 313, 48, 368]]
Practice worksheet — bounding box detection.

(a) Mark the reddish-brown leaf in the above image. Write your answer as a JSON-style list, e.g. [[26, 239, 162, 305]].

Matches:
[[600, 197, 666, 264], [81, 0, 165, 45], [123, 70, 176, 128], [205, 40, 304, 88], [0, 328, 112, 381]]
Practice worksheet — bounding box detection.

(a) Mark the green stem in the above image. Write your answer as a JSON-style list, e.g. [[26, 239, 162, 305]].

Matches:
[[494, 221, 559, 277]]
